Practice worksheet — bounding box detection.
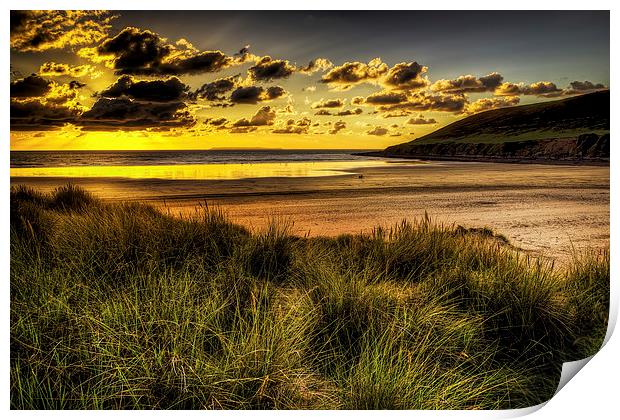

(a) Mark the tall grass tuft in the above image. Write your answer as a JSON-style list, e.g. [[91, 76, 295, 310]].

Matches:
[[10, 184, 609, 409]]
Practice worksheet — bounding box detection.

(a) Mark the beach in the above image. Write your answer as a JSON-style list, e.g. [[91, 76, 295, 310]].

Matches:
[[11, 160, 609, 262]]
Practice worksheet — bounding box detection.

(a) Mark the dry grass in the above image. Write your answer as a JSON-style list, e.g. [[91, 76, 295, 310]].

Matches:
[[10, 185, 609, 409]]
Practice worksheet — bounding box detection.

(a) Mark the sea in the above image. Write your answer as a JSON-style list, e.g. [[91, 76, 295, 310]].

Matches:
[[10, 149, 380, 168], [10, 149, 399, 181]]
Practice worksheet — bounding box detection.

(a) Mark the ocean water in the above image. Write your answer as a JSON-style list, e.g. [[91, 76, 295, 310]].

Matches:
[[10, 149, 380, 168], [10, 149, 404, 180]]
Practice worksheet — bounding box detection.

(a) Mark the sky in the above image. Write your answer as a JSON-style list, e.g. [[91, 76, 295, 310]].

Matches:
[[9, 10, 610, 151]]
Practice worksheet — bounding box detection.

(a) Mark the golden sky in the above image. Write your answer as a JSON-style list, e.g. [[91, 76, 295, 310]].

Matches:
[[10, 11, 609, 151]]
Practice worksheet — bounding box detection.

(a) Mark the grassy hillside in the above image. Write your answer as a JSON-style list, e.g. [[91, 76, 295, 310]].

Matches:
[[11, 185, 609, 409], [407, 90, 609, 146]]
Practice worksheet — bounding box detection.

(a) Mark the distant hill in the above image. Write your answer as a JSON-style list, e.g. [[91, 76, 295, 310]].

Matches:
[[366, 90, 610, 164]]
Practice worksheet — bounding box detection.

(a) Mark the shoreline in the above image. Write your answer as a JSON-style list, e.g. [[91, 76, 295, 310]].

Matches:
[[352, 151, 610, 166], [10, 161, 610, 262]]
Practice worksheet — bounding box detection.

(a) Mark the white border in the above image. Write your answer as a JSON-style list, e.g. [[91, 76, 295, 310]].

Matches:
[[3, 2, 617, 419]]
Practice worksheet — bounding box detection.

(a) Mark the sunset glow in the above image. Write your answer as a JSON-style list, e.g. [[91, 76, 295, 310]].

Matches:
[[10, 10, 609, 151]]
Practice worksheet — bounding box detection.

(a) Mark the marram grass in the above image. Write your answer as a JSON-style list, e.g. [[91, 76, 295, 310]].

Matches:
[[10, 184, 609, 409]]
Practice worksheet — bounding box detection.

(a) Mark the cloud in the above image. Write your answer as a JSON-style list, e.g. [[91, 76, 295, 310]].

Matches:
[[205, 117, 228, 126], [314, 110, 333, 116], [496, 80, 607, 98], [431, 72, 504, 94], [366, 126, 389, 136], [10, 10, 115, 52], [230, 126, 257, 133], [232, 106, 276, 127], [248, 56, 296, 81], [10, 78, 83, 119], [10, 99, 80, 130], [194, 76, 240, 101], [381, 110, 413, 118], [82, 27, 239, 76], [382, 62, 429, 91], [298, 58, 333, 75], [561, 81, 607, 96], [372, 91, 468, 114], [10, 73, 196, 131], [311, 98, 345, 109], [336, 108, 363, 116], [10, 75, 52, 98], [321, 58, 389, 90], [69, 81, 87, 89], [328, 121, 346, 134], [495, 81, 560, 97], [77, 97, 195, 130], [406, 115, 437, 125], [277, 104, 296, 115], [39, 62, 100, 79], [322, 59, 431, 92], [99, 75, 190, 102], [302, 86, 317, 92], [272, 117, 312, 134], [464, 96, 520, 114], [365, 91, 409, 105], [229, 86, 287, 104]]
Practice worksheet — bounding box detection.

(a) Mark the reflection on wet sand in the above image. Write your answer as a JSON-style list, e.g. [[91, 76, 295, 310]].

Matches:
[[10, 160, 414, 180]]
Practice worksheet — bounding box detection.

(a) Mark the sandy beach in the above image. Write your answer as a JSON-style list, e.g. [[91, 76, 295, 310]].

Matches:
[[11, 161, 609, 262]]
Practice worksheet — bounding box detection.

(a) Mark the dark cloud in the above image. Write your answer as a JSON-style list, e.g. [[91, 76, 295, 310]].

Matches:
[[382, 110, 413, 118], [311, 98, 345, 108], [205, 117, 228, 126], [382, 62, 428, 90], [232, 106, 276, 127], [248, 56, 295, 81], [10, 10, 115, 52], [69, 80, 87, 89], [165, 51, 234, 76], [366, 126, 389, 136], [273, 117, 312, 134], [336, 108, 363, 116], [89, 27, 235, 76], [39, 62, 97, 78], [561, 81, 607, 96], [314, 109, 333, 116], [194, 76, 239, 101], [230, 126, 257, 133], [10, 75, 52, 98], [99, 76, 190, 102], [298, 58, 333, 75], [77, 97, 195, 130], [328, 121, 346, 134], [406, 115, 437, 125], [365, 92, 408, 105], [568, 81, 606, 91], [464, 96, 520, 114], [95, 27, 171, 73], [432, 72, 504, 94], [10, 99, 80, 130], [229, 85, 287, 104], [495, 81, 560, 97], [496, 80, 606, 98], [321, 58, 388, 90], [374, 92, 468, 114]]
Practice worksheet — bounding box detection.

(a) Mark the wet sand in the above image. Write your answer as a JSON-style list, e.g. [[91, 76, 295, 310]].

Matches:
[[11, 161, 609, 262]]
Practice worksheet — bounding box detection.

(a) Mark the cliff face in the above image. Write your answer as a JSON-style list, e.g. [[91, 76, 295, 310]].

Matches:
[[383, 133, 609, 163]]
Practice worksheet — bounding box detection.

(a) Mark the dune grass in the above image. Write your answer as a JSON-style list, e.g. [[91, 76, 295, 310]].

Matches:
[[10, 184, 609, 409]]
